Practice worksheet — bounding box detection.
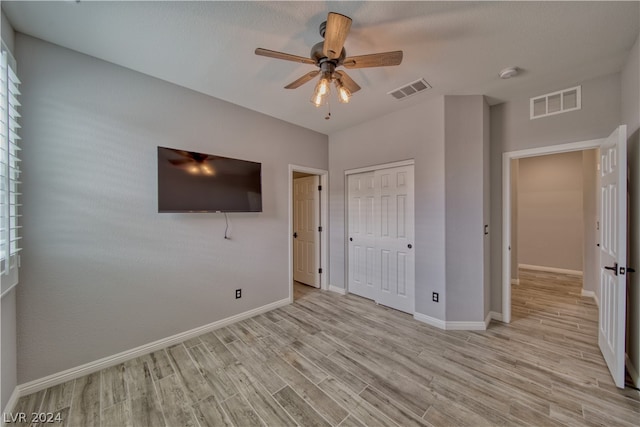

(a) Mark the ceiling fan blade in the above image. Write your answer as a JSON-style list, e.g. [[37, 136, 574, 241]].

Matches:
[[334, 71, 361, 94], [323, 12, 352, 60], [284, 70, 320, 89], [343, 51, 403, 69], [255, 48, 315, 65], [169, 159, 193, 166]]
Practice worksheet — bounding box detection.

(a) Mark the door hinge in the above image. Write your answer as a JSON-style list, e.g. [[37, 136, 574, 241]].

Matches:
[[318, 268, 323, 274], [318, 185, 322, 191], [318, 226, 323, 232]]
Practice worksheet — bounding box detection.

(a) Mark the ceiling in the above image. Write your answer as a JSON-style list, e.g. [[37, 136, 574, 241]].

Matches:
[[2, 1, 639, 135]]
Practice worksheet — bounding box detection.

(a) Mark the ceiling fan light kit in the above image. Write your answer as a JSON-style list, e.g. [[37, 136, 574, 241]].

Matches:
[[255, 12, 403, 116]]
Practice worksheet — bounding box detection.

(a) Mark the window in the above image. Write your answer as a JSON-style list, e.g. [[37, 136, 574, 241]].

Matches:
[[1, 42, 21, 297]]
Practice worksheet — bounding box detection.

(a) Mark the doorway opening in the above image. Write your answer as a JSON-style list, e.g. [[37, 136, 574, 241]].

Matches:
[[288, 165, 328, 303], [502, 138, 602, 323], [511, 148, 599, 310]]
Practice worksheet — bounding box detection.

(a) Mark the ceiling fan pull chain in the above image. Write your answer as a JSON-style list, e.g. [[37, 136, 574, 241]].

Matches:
[[325, 99, 331, 120]]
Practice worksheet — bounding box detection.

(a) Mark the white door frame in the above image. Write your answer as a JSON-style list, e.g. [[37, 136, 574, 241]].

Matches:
[[288, 165, 329, 302], [501, 139, 602, 323]]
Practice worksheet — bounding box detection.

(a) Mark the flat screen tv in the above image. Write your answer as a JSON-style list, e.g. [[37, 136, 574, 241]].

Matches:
[[157, 146, 262, 213]]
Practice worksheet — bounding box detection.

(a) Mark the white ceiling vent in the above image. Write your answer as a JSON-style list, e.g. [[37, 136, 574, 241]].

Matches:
[[388, 78, 431, 100], [530, 86, 581, 119]]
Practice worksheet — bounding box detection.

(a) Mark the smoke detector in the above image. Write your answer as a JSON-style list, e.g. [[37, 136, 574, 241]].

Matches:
[[499, 67, 519, 79]]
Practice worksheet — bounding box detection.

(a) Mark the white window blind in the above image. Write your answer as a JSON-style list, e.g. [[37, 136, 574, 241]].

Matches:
[[1, 42, 21, 297]]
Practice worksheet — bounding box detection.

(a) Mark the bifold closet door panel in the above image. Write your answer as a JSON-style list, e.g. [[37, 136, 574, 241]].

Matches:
[[374, 166, 415, 313], [347, 172, 377, 300]]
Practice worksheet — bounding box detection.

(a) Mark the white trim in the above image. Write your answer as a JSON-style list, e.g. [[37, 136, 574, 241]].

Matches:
[[16, 297, 290, 397], [581, 289, 599, 307], [502, 137, 603, 325], [445, 320, 488, 331], [414, 312, 488, 331], [484, 311, 492, 328], [511, 279, 520, 285], [626, 354, 640, 388], [414, 312, 446, 329], [490, 311, 504, 322], [519, 264, 583, 276], [328, 284, 347, 295], [288, 165, 329, 302], [502, 153, 512, 324], [0, 281, 17, 299], [1, 386, 20, 423], [344, 159, 414, 176]]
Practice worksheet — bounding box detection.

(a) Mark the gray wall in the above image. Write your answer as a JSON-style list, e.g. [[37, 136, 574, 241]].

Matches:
[[490, 72, 622, 313], [15, 34, 328, 383], [328, 97, 447, 320], [622, 33, 640, 385], [517, 151, 585, 272], [1, 9, 17, 411], [329, 95, 489, 323], [444, 96, 490, 322]]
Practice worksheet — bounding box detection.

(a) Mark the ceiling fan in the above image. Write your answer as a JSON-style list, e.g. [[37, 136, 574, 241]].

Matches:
[[255, 12, 403, 108]]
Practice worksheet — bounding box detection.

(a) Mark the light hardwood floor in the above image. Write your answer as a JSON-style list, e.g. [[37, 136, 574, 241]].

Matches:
[[10, 270, 640, 426]]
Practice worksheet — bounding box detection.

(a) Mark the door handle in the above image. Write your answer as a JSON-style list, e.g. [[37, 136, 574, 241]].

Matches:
[[293, 232, 298, 238], [604, 262, 618, 276], [349, 237, 353, 241], [407, 244, 413, 249]]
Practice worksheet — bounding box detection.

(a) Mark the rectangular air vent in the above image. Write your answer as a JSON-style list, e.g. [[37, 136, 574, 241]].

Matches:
[[530, 86, 581, 119], [388, 78, 431, 101]]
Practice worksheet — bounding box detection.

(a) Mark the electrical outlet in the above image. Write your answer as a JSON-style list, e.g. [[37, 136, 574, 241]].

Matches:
[[235, 289, 242, 299], [432, 292, 439, 303]]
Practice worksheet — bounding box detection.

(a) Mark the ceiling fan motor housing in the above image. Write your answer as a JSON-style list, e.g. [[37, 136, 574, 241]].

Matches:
[[311, 41, 346, 66]]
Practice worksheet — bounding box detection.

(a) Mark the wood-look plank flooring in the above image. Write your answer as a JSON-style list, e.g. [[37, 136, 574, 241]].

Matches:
[[11, 271, 640, 426]]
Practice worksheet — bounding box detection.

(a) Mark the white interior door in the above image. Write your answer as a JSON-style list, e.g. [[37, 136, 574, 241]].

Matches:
[[347, 172, 377, 300], [293, 176, 320, 288], [347, 164, 415, 314], [598, 125, 627, 388]]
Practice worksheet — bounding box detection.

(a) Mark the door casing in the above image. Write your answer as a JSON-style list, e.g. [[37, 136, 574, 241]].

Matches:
[[288, 165, 328, 302], [501, 138, 604, 323]]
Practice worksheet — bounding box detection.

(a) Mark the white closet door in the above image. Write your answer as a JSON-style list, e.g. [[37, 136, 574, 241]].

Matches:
[[347, 164, 415, 314], [347, 172, 377, 300], [375, 166, 415, 313]]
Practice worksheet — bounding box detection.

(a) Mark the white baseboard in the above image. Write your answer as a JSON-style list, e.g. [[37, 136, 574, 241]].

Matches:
[[581, 289, 599, 307], [626, 354, 640, 388], [519, 264, 583, 276], [511, 279, 520, 285], [490, 311, 504, 322], [445, 320, 488, 331], [414, 312, 488, 331], [413, 312, 446, 329], [328, 284, 347, 295], [16, 297, 290, 397], [2, 386, 21, 424]]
